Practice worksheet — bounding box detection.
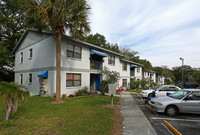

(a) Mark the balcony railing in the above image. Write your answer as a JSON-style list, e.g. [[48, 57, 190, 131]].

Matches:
[[90, 60, 102, 70], [130, 71, 135, 76]]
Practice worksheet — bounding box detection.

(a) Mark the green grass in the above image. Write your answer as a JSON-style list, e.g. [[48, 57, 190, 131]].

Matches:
[[127, 89, 142, 93], [0, 95, 119, 135]]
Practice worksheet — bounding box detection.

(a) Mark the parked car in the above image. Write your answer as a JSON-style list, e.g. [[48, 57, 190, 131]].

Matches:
[[176, 81, 199, 89], [140, 85, 181, 98], [149, 89, 200, 116]]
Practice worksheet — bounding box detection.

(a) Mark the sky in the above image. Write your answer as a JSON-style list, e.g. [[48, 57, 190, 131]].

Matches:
[[87, 0, 200, 69]]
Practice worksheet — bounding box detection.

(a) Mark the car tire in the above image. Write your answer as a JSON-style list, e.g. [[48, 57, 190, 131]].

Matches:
[[148, 93, 155, 97], [165, 106, 178, 117]]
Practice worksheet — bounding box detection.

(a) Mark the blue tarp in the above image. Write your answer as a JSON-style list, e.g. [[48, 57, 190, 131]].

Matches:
[[90, 49, 108, 57], [130, 64, 138, 68], [38, 71, 48, 77]]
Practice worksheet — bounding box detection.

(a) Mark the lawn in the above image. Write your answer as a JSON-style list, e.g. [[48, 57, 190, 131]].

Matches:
[[127, 89, 142, 93], [0, 95, 119, 135]]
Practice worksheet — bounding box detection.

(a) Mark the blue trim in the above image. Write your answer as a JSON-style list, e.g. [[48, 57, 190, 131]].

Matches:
[[90, 49, 108, 57], [38, 71, 48, 77], [130, 64, 138, 68], [95, 75, 100, 90]]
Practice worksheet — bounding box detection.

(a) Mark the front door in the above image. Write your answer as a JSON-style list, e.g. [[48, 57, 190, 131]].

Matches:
[[90, 74, 101, 91], [95, 75, 100, 90]]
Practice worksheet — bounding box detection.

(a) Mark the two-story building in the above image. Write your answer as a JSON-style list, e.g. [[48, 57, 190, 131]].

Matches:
[[13, 29, 144, 96]]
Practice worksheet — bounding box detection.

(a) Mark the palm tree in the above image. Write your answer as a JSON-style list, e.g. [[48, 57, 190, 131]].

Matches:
[[0, 82, 29, 120], [24, 0, 91, 102]]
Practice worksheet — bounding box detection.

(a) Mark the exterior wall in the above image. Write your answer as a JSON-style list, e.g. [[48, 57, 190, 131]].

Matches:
[[15, 32, 56, 96], [61, 39, 90, 70], [143, 71, 149, 79], [134, 66, 143, 80], [15, 35, 56, 71], [17, 31, 51, 51], [102, 55, 131, 88], [157, 75, 165, 85], [14, 70, 56, 97], [60, 71, 90, 96]]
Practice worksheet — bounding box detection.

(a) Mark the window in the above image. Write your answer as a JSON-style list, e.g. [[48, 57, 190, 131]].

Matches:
[[160, 87, 169, 91], [29, 73, 32, 83], [20, 52, 23, 63], [122, 62, 127, 71], [185, 92, 200, 100], [108, 55, 115, 65], [29, 48, 32, 59], [169, 87, 179, 91], [122, 79, 127, 87], [66, 73, 81, 87], [137, 68, 140, 73], [20, 74, 23, 84], [66, 44, 81, 59]]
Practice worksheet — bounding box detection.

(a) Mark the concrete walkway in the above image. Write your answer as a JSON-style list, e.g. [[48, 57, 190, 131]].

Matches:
[[121, 92, 157, 135]]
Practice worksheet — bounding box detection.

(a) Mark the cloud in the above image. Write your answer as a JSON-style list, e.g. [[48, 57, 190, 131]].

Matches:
[[88, 0, 200, 68]]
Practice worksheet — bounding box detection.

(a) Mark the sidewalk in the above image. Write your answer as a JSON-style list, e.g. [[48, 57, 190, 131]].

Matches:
[[121, 92, 157, 135]]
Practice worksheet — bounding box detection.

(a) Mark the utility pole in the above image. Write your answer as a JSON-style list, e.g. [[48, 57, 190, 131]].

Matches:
[[180, 58, 184, 89]]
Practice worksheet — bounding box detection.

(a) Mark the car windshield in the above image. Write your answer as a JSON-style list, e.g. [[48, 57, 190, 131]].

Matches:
[[168, 90, 190, 99]]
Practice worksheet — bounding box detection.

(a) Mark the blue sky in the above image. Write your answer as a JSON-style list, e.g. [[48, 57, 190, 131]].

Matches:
[[88, 0, 200, 68]]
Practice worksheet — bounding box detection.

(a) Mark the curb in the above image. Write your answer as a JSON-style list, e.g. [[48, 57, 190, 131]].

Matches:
[[145, 104, 157, 114], [164, 120, 182, 135], [135, 93, 144, 100]]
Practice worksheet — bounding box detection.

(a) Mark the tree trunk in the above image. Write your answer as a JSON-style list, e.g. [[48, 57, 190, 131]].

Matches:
[[5, 96, 13, 120], [12, 99, 18, 114], [55, 32, 62, 102]]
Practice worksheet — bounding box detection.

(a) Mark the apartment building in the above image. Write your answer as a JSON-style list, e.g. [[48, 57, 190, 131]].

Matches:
[[13, 29, 144, 96]]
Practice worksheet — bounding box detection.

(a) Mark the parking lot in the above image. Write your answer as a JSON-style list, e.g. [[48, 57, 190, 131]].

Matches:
[[131, 93, 200, 135]]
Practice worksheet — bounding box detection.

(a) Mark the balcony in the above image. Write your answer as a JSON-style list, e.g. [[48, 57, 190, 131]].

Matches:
[[130, 71, 135, 76], [90, 60, 102, 70], [130, 68, 135, 76]]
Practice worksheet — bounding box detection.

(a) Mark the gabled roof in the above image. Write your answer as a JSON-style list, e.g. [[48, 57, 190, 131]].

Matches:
[[12, 29, 54, 54], [120, 59, 144, 66], [12, 29, 123, 57]]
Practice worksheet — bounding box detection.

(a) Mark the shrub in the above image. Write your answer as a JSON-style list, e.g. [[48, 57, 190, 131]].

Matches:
[[68, 94, 74, 97], [82, 86, 89, 96], [99, 80, 109, 95], [74, 89, 83, 96]]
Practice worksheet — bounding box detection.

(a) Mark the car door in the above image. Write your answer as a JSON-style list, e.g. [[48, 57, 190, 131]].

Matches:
[[181, 91, 200, 113]]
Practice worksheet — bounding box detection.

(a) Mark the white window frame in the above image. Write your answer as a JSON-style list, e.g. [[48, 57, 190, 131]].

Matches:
[[122, 62, 127, 71], [66, 44, 82, 59], [66, 73, 81, 87], [108, 55, 115, 65]]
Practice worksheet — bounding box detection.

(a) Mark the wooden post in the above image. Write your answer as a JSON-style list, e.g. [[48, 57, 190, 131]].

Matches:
[[111, 94, 113, 107]]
